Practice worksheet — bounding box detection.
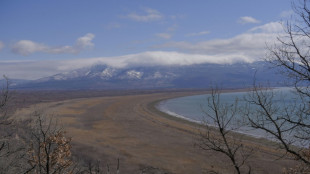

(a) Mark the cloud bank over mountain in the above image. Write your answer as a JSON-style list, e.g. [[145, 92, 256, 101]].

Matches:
[[0, 51, 255, 80]]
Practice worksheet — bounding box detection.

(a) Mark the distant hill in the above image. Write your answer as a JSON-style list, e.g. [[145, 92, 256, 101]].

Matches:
[[13, 61, 285, 90]]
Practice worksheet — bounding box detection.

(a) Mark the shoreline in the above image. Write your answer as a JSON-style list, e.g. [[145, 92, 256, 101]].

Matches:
[[151, 88, 307, 148], [148, 90, 283, 145]]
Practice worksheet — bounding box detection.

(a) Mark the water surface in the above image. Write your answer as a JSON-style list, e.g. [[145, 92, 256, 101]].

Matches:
[[157, 88, 300, 139]]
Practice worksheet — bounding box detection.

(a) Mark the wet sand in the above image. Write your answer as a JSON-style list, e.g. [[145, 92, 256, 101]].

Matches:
[[15, 90, 295, 173]]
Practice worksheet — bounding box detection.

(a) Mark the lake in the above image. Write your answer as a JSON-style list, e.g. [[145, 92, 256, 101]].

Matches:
[[157, 87, 304, 140]]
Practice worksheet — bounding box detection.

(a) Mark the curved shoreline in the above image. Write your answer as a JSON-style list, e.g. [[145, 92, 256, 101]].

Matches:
[[146, 93, 208, 128], [149, 91, 279, 141]]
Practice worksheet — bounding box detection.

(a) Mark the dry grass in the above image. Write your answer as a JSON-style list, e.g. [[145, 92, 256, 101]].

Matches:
[[14, 91, 297, 173]]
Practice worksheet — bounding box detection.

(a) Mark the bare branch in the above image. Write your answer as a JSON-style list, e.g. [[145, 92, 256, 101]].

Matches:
[[197, 87, 252, 174]]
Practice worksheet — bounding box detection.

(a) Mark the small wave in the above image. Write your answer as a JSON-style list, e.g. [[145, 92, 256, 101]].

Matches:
[[163, 110, 201, 124], [156, 101, 201, 123]]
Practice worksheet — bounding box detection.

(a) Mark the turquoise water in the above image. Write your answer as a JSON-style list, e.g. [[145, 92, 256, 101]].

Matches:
[[158, 91, 247, 123], [157, 88, 301, 138]]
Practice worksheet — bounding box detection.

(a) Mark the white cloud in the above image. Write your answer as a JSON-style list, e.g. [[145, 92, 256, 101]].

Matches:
[[12, 33, 95, 56], [73, 33, 95, 50], [156, 22, 283, 60], [238, 16, 260, 24], [187, 30, 210, 37], [249, 22, 283, 33], [0, 61, 64, 80], [156, 33, 172, 39], [0, 41, 4, 51], [125, 8, 163, 22], [12, 40, 48, 56]]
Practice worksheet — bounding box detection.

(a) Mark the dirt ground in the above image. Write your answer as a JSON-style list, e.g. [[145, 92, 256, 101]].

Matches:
[[14, 90, 296, 174]]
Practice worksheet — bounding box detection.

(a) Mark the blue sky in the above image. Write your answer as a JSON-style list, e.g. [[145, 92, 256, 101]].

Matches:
[[0, 0, 294, 79]]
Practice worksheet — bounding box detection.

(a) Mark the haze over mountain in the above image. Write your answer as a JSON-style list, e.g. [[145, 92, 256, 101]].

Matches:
[[13, 61, 283, 90]]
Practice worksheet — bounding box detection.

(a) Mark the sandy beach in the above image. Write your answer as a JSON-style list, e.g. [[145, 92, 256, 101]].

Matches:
[[14, 90, 295, 173]]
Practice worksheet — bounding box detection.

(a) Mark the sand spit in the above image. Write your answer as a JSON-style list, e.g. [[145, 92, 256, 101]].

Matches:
[[15, 90, 295, 173]]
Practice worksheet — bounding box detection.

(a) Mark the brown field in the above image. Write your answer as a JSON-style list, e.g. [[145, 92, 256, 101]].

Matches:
[[14, 90, 296, 173]]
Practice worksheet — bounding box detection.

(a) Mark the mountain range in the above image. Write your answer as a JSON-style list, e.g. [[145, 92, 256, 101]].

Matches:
[[12, 61, 284, 90]]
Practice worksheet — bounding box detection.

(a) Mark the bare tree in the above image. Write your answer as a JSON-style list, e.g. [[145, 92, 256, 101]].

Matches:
[[24, 112, 73, 174], [78, 158, 120, 174], [0, 77, 76, 174], [0, 76, 27, 174], [0, 76, 11, 156], [0, 76, 11, 125], [267, 0, 310, 98], [242, 0, 310, 170], [242, 85, 310, 162], [0, 77, 119, 174], [197, 88, 252, 174], [283, 146, 310, 173]]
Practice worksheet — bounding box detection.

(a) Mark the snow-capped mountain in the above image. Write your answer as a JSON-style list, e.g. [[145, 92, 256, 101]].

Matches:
[[14, 61, 284, 90], [36, 65, 177, 82]]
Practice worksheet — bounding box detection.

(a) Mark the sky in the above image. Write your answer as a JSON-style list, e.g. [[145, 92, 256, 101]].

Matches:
[[0, 0, 295, 79]]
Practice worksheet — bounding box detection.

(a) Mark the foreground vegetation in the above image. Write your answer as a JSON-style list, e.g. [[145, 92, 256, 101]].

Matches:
[[196, 0, 310, 173]]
